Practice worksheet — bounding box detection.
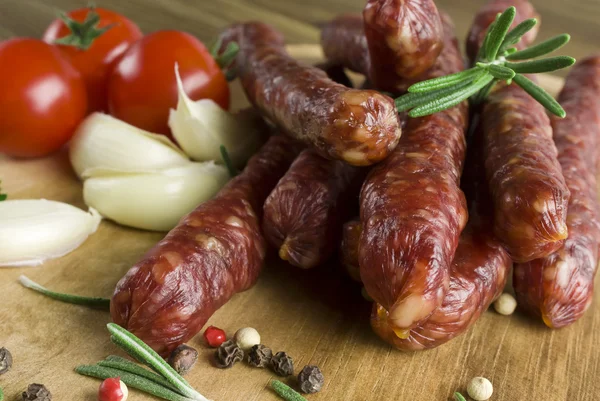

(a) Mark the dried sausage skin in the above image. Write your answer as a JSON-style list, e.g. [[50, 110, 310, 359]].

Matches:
[[514, 56, 600, 328], [359, 15, 468, 336], [363, 0, 443, 89], [466, 0, 540, 64], [263, 149, 362, 269], [341, 219, 362, 282], [221, 22, 401, 166], [110, 136, 302, 355], [320, 14, 370, 76], [482, 82, 570, 262]]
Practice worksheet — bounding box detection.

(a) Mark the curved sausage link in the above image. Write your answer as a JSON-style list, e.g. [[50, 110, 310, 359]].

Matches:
[[363, 0, 443, 88], [482, 82, 570, 262], [320, 14, 370, 76], [359, 16, 468, 336], [221, 22, 401, 166], [514, 56, 600, 328], [466, 0, 540, 64], [263, 149, 362, 269], [110, 136, 302, 355]]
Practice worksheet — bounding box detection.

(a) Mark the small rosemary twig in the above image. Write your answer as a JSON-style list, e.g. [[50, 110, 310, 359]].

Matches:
[[453, 392, 467, 401], [270, 380, 308, 401], [99, 355, 179, 392], [19, 275, 110, 309]]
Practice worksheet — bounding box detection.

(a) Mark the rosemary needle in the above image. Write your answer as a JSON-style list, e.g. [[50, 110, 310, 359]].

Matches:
[[19, 275, 110, 309], [270, 380, 308, 401]]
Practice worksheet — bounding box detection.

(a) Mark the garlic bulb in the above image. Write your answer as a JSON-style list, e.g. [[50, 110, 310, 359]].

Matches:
[[0, 200, 101, 267], [168, 64, 265, 167], [83, 162, 229, 231], [70, 112, 189, 179]]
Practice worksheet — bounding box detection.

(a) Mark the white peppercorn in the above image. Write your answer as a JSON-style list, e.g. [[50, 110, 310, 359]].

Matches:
[[467, 377, 493, 401]]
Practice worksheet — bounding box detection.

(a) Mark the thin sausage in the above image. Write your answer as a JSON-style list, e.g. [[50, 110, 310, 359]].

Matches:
[[359, 15, 468, 336], [514, 56, 600, 328], [221, 22, 401, 166], [363, 0, 443, 89], [320, 14, 370, 76], [110, 135, 302, 355]]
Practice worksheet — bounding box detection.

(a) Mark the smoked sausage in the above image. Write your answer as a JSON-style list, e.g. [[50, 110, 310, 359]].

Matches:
[[320, 14, 370, 76], [514, 56, 600, 328], [359, 15, 468, 336], [220, 22, 401, 166], [111, 135, 302, 355]]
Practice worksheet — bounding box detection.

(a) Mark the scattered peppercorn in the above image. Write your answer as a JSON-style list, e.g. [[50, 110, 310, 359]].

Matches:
[[215, 340, 243, 369], [168, 344, 198, 376], [98, 377, 128, 401], [297, 365, 324, 394], [271, 352, 294, 376], [234, 327, 261, 351], [204, 326, 227, 348], [22, 383, 52, 401], [0, 348, 12, 376], [247, 344, 273, 368]]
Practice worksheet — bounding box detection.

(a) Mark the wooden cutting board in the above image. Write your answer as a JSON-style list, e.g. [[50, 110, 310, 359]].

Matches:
[[1, 46, 596, 401]]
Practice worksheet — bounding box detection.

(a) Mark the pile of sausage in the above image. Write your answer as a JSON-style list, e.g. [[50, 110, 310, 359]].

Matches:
[[110, 0, 600, 355]]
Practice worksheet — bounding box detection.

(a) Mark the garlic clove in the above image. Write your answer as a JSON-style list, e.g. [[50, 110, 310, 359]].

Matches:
[[83, 162, 229, 231], [168, 64, 266, 168], [70, 112, 189, 179], [0, 200, 101, 267]]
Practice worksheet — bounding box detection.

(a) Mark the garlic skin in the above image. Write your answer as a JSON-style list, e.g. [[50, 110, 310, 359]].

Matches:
[[0, 200, 101, 267], [83, 162, 229, 231], [168, 64, 265, 168], [70, 112, 189, 179]]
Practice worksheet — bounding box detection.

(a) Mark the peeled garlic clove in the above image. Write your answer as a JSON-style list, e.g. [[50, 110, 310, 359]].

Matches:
[[168, 64, 265, 167], [84, 162, 229, 231], [0, 200, 101, 267], [70, 112, 189, 179]]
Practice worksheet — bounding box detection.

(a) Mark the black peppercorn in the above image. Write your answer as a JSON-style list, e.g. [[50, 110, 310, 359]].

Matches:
[[271, 351, 294, 376], [247, 344, 272, 368], [298, 365, 324, 394], [215, 339, 243, 368], [168, 344, 198, 376], [22, 383, 52, 401], [0, 347, 12, 375]]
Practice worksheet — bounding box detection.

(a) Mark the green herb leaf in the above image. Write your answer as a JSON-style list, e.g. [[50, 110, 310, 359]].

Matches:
[[209, 36, 223, 58], [0, 179, 7, 201], [488, 64, 516, 80], [506, 34, 571, 60], [453, 392, 467, 401], [477, 13, 500, 62], [220, 145, 238, 177], [107, 324, 207, 401], [215, 41, 239, 69], [499, 18, 537, 54], [270, 380, 308, 401], [504, 47, 518, 55], [408, 73, 495, 117], [19, 275, 110, 309], [505, 56, 576, 73], [407, 67, 481, 93], [483, 6, 517, 62], [0, 386, 3, 401], [76, 365, 195, 401], [513, 74, 566, 117], [99, 356, 179, 392], [53, 6, 114, 50]]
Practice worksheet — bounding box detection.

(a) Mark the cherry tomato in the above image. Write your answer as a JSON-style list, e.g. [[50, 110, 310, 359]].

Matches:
[[43, 7, 143, 113], [108, 30, 229, 136], [0, 39, 87, 158]]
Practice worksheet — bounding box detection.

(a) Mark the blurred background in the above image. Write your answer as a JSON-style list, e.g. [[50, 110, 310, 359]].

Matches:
[[0, 0, 597, 76]]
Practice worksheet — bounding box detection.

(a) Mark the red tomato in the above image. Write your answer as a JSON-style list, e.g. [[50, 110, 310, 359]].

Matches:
[[43, 7, 143, 112], [0, 39, 87, 158], [108, 30, 229, 136]]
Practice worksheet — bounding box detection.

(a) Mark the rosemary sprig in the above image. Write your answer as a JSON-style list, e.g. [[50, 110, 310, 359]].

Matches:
[[19, 275, 110, 309], [396, 6, 575, 118], [270, 380, 308, 401], [453, 392, 467, 401], [76, 324, 211, 401]]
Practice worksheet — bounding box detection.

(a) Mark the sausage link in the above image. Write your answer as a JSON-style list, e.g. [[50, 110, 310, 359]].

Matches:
[[320, 14, 370, 76], [221, 22, 401, 166], [341, 219, 362, 282], [482, 82, 570, 262], [363, 0, 443, 88], [110, 136, 302, 355], [466, 0, 540, 64], [359, 15, 468, 336], [514, 56, 600, 328], [315, 62, 353, 88]]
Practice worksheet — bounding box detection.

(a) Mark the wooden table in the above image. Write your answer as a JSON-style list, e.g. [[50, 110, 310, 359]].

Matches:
[[1, 1, 600, 401]]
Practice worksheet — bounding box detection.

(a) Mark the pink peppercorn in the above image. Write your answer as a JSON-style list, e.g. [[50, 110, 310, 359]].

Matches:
[[204, 326, 226, 347], [98, 377, 128, 401]]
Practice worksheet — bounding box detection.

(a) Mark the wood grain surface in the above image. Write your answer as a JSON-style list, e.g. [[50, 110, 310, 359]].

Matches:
[[0, 0, 599, 400]]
